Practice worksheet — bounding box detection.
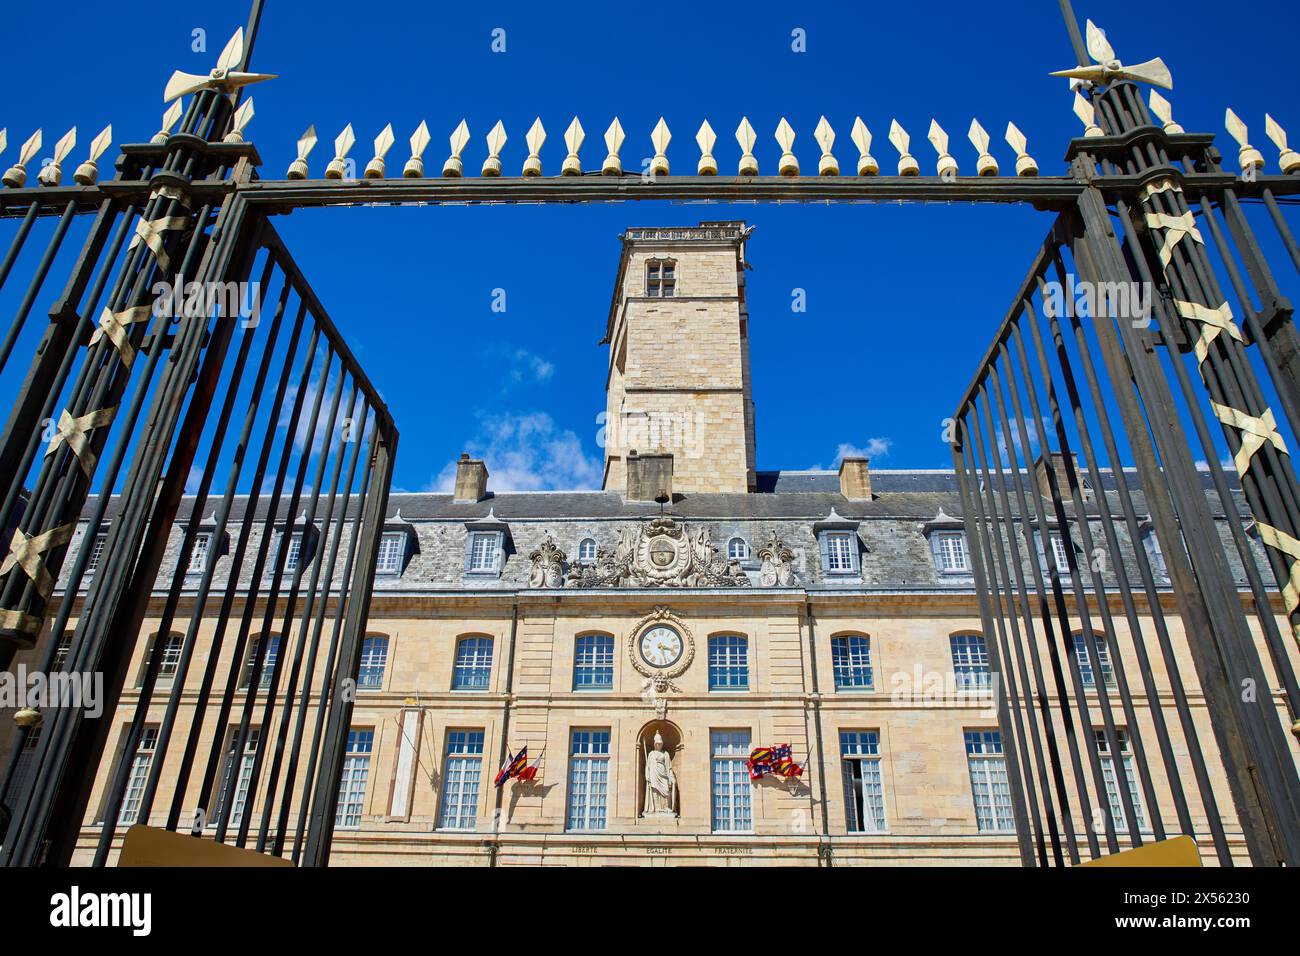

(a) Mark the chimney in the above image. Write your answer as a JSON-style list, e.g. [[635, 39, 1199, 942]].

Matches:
[[1035, 451, 1089, 501], [625, 450, 673, 502], [838, 457, 872, 500], [453, 453, 489, 502]]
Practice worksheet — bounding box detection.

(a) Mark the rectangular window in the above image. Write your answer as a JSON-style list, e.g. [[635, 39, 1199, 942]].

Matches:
[[566, 729, 611, 831], [831, 635, 873, 690], [646, 260, 676, 297], [452, 636, 493, 690], [213, 727, 259, 828], [438, 730, 484, 830], [824, 532, 855, 573], [841, 731, 887, 833], [468, 532, 498, 572], [358, 635, 388, 689], [117, 726, 159, 825], [950, 633, 992, 690], [935, 531, 970, 573], [241, 635, 281, 690], [710, 730, 753, 833], [1072, 631, 1115, 688], [334, 728, 373, 829], [965, 730, 1015, 832], [376, 531, 406, 575], [1097, 729, 1146, 831], [186, 532, 211, 576], [143, 633, 184, 687], [86, 532, 108, 575], [272, 532, 304, 575], [51, 633, 73, 672], [573, 634, 614, 690], [708, 634, 749, 691]]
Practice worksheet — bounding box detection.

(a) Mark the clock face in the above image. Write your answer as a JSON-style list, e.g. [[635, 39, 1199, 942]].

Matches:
[[639, 625, 683, 668]]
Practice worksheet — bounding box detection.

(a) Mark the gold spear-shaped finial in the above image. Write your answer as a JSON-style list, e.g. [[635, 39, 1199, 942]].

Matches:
[[650, 117, 671, 177], [153, 100, 183, 144], [1148, 91, 1184, 135], [1072, 92, 1104, 138], [736, 117, 758, 176], [163, 27, 277, 103], [37, 127, 76, 186], [74, 125, 113, 185], [325, 124, 355, 179], [1225, 109, 1264, 172], [1265, 114, 1300, 175], [286, 125, 317, 179], [602, 118, 624, 176], [851, 117, 878, 176], [404, 121, 431, 178], [1005, 123, 1038, 177], [523, 118, 545, 177], [775, 118, 798, 177], [968, 120, 998, 176], [482, 121, 507, 177], [562, 117, 584, 176], [364, 124, 395, 179], [888, 120, 918, 176], [1049, 19, 1172, 90], [3, 130, 41, 187], [927, 120, 957, 177], [696, 120, 717, 176], [443, 120, 470, 177], [813, 116, 837, 176], [223, 98, 255, 143]]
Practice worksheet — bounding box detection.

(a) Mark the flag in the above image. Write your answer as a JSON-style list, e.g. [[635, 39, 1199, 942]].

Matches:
[[749, 744, 803, 779], [494, 746, 528, 787], [516, 748, 544, 783]]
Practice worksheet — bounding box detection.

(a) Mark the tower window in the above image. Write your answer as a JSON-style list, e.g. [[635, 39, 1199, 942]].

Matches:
[[646, 259, 676, 297]]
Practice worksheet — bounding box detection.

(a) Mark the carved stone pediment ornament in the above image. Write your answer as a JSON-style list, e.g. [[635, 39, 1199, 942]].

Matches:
[[567, 515, 749, 589], [527, 533, 567, 589], [757, 531, 796, 588]]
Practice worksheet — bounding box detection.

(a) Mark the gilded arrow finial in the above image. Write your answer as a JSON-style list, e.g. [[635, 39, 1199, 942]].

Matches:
[[482, 121, 507, 177], [562, 118, 584, 176], [775, 118, 798, 177], [74, 125, 113, 185], [696, 121, 718, 176], [650, 117, 671, 177], [813, 117, 837, 176], [325, 124, 355, 179], [1073, 92, 1104, 138], [851, 118, 877, 176], [1265, 114, 1300, 175], [1005, 123, 1038, 177], [968, 120, 998, 176], [1148, 91, 1184, 135], [602, 118, 624, 176], [153, 101, 183, 144], [443, 120, 470, 177], [736, 117, 758, 176], [927, 120, 957, 177], [37, 127, 76, 186], [523, 118, 545, 177], [287, 125, 317, 179], [223, 98, 254, 144], [405, 121, 431, 178], [163, 27, 277, 103], [364, 123, 395, 179], [1049, 19, 1172, 91], [1225, 109, 1264, 172], [888, 120, 918, 176]]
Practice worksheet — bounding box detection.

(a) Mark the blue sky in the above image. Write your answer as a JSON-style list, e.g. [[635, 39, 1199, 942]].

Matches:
[[3, 0, 1297, 492]]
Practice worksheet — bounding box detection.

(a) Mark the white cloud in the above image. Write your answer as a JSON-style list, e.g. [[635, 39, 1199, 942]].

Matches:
[[507, 348, 554, 388], [809, 438, 892, 470], [427, 411, 602, 492]]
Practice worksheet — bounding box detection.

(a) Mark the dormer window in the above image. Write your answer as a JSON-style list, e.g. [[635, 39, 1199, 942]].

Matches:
[[934, 532, 970, 573], [646, 259, 676, 297], [376, 531, 407, 575], [468, 533, 498, 571], [463, 509, 510, 579], [727, 537, 749, 562], [824, 533, 855, 572], [578, 538, 598, 565], [814, 508, 862, 579]]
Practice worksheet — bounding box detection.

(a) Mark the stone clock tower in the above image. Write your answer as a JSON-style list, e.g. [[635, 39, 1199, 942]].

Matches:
[[600, 221, 758, 496]]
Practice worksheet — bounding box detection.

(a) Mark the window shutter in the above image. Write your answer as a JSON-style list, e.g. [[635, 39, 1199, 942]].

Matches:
[[493, 531, 505, 574], [842, 759, 861, 833], [818, 532, 831, 572], [929, 532, 944, 572], [849, 533, 862, 574], [463, 533, 475, 573]]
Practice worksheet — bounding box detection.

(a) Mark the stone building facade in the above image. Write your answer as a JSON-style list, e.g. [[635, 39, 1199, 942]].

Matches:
[[4, 222, 1294, 866]]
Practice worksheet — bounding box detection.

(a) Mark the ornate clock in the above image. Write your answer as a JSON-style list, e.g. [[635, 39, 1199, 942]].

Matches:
[[639, 624, 683, 668], [628, 606, 695, 683]]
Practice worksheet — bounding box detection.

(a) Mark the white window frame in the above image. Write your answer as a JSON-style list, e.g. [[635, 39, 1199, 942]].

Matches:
[[1072, 631, 1115, 689], [949, 633, 992, 690], [212, 727, 260, 829], [241, 634, 281, 690], [334, 728, 373, 829], [710, 729, 753, 834], [824, 532, 855, 573], [646, 258, 676, 297], [1097, 729, 1148, 832], [841, 731, 887, 834], [965, 730, 1015, 833], [375, 530, 406, 575], [934, 531, 970, 573], [831, 634, 874, 691], [727, 537, 749, 562], [86, 532, 108, 575], [452, 636, 493, 691], [577, 538, 598, 565], [467, 532, 499, 573], [117, 726, 159, 825], [142, 632, 185, 687], [573, 633, 614, 691], [438, 729, 484, 831], [358, 635, 388, 690], [708, 634, 750, 692], [186, 531, 212, 576], [565, 729, 611, 831]]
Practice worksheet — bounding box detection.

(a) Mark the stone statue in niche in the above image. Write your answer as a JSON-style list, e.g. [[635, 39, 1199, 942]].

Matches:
[[642, 731, 677, 817], [757, 532, 796, 587], [527, 533, 567, 589]]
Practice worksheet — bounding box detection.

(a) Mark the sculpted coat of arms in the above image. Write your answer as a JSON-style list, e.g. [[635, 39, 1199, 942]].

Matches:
[[564, 516, 749, 589]]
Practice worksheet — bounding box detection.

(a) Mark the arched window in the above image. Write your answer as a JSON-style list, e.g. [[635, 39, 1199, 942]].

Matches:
[[358, 635, 389, 689], [578, 538, 598, 564], [241, 634, 281, 690], [140, 632, 184, 686], [1071, 631, 1114, 688], [949, 633, 991, 689], [573, 633, 614, 690], [453, 636, 494, 690], [708, 634, 749, 691], [727, 537, 748, 562], [831, 634, 873, 690]]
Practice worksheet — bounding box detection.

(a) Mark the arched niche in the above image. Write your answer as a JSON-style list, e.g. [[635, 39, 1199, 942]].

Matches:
[[636, 719, 682, 817]]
